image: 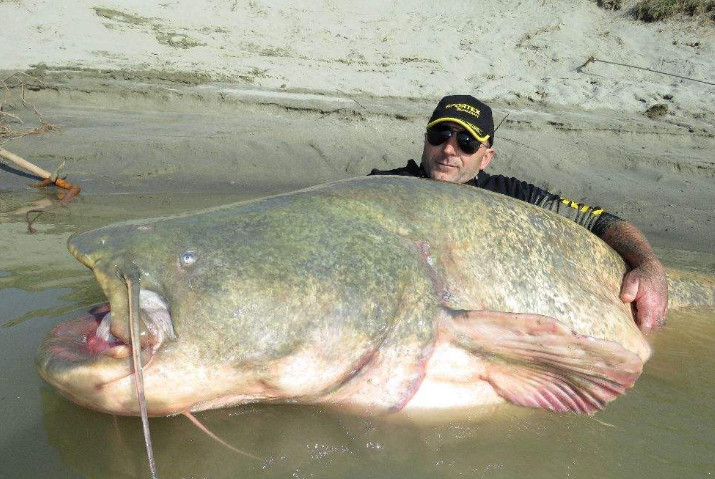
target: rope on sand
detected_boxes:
[577,56,715,86]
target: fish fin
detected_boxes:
[448,310,644,414]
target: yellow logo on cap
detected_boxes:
[446,103,481,118]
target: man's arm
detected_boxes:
[600,220,668,333]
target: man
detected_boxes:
[370,95,668,333]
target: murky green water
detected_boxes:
[1,189,714,479]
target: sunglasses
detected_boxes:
[426,125,484,155]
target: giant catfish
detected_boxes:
[38,176,655,418]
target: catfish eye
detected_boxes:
[179,251,197,267]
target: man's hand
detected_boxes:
[619,259,668,333]
[600,220,669,333]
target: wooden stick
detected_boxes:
[0,147,52,178]
[0,147,81,204]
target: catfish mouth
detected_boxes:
[38,228,181,417]
[48,289,175,364]
[63,234,176,365]
[57,303,133,361]
[38,287,176,399]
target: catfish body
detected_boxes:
[38,176,650,416]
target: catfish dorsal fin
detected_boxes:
[447,310,645,414]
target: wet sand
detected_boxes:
[2,75,713,254]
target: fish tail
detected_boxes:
[666,268,715,309]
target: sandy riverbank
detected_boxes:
[0,0,713,253]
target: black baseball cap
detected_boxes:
[427,95,494,146]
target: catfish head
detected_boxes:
[37,201,405,417]
[37,212,313,416]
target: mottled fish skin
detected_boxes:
[39,176,652,416]
[666,269,715,309]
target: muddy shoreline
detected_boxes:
[1,73,713,255]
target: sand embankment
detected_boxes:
[0,0,713,253]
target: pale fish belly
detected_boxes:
[404,341,503,411]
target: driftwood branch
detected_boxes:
[1,72,58,143]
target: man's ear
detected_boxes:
[480,147,495,170]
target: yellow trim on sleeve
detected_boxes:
[560,196,604,216]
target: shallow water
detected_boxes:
[1,189,714,479]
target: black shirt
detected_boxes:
[369,159,621,237]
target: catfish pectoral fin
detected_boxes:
[447,310,645,414]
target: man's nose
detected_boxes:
[442,135,459,155]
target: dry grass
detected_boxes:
[596,0,624,10]
[594,0,715,20]
[630,0,715,21]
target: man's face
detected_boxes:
[420,122,494,184]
